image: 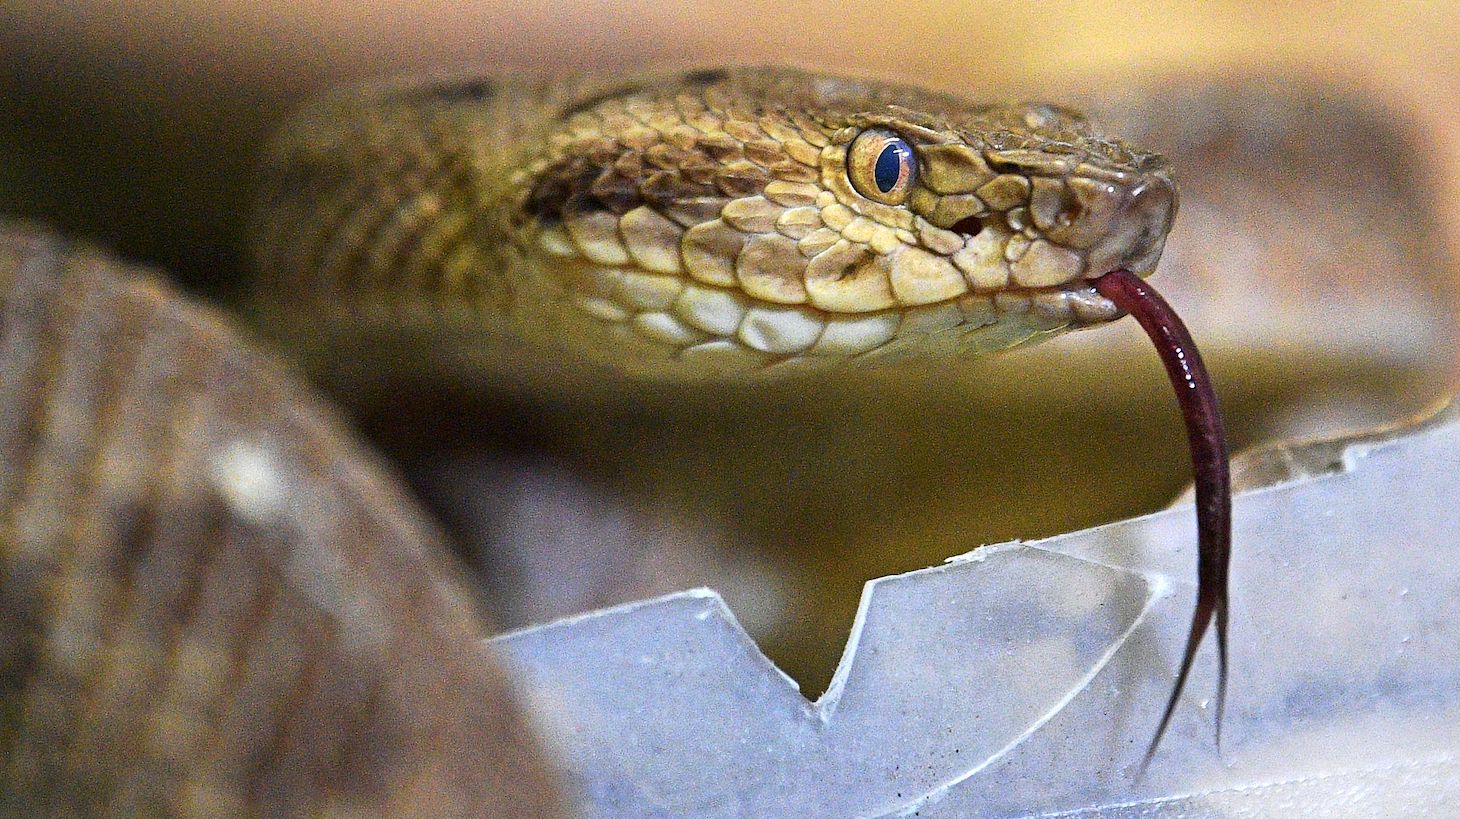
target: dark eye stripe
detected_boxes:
[874,143,905,193]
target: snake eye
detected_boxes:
[848,129,917,205]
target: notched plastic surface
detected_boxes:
[493,411,1460,817]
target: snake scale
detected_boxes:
[3,66,1217,814]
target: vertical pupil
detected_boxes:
[874,142,904,193]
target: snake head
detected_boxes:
[810,98,1177,337]
[516,68,1179,371]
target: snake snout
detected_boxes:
[1086,171,1178,278]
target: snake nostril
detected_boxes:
[950,215,984,239]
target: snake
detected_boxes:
[0,65,1229,812]
[246,66,1224,763]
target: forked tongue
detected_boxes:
[1092,268,1231,772]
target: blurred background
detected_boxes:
[4,1,1458,693]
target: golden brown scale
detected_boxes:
[250,67,1177,378]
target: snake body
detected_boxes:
[250,67,1177,378]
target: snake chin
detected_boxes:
[1011,281,1125,327]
